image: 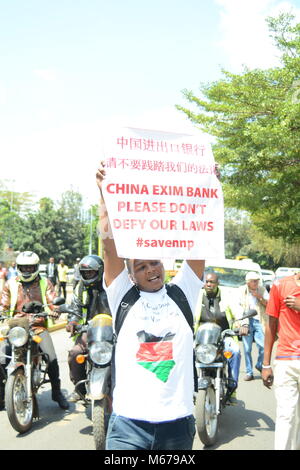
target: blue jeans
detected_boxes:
[224,337,241,390]
[106,413,195,450]
[242,318,264,376]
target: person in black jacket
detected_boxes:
[67,255,110,401]
[46,257,58,287]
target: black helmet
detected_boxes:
[79,255,104,286]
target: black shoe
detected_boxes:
[255,366,262,373]
[52,390,70,410]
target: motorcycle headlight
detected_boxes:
[196,344,217,364]
[89,341,112,366]
[8,327,28,347]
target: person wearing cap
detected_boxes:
[239,271,269,381]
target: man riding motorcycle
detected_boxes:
[194,271,249,404]
[67,255,111,401]
[0,251,69,410]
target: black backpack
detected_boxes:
[111,283,198,392]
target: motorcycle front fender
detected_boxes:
[6,362,25,378]
[87,367,110,400]
[198,376,213,390]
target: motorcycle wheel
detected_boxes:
[92,398,110,450]
[5,368,34,434]
[195,387,218,446]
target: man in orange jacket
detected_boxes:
[0,251,69,411]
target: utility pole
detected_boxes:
[88,207,93,255]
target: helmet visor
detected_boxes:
[17,264,39,282]
[80,269,98,280]
[18,265,37,276]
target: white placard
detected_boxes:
[101,127,224,260]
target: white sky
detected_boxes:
[1,0,300,206]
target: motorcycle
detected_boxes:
[194,309,257,447]
[0,314,9,409]
[0,298,64,434]
[58,303,113,450]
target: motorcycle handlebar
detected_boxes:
[241,309,257,320]
[0,313,10,320]
[57,304,76,315]
[75,324,88,333]
[221,329,237,338]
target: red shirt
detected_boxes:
[266,275,300,359]
[0,267,7,280]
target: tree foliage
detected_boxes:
[224,208,300,269]
[177,13,300,242]
[0,188,92,264]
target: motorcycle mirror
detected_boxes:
[242,309,258,320]
[56,303,80,317]
[52,297,65,306]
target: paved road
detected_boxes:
[0,329,276,450]
[193,362,276,450]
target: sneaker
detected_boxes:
[244,374,254,381]
[68,391,83,403]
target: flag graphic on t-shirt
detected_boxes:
[136,331,175,382]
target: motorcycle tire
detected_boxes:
[92,398,110,450]
[195,387,218,447]
[5,368,34,434]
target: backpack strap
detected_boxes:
[166,284,194,333]
[114,285,141,337]
[114,284,194,337]
[166,284,197,392]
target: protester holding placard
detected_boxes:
[96,160,204,451]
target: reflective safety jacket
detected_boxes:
[68,281,110,325]
[0,276,55,328]
[194,287,243,341]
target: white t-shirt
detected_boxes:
[247,289,269,311]
[104,261,203,422]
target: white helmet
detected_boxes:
[16,251,40,283]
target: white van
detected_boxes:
[275,267,300,280]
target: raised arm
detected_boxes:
[186,260,205,281]
[96,162,125,287]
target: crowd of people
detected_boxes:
[0,162,299,451]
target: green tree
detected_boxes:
[16,197,64,260]
[224,209,252,259]
[224,208,300,269]
[56,190,85,263]
[0,186,34,252]
[83,204,99,256]
[0,198,23,251]
[0,189,87,265]
[177,13,300,242]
